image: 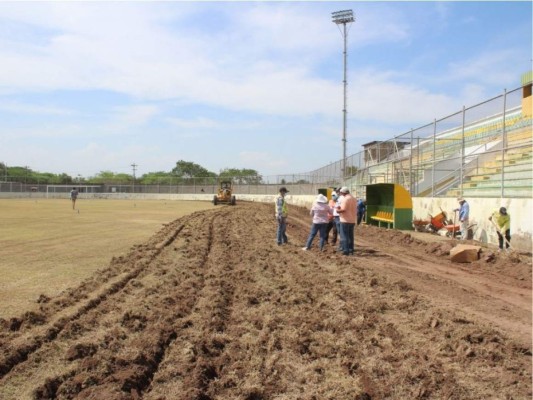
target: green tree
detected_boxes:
[88,171,132,185]
[172,160,216,184]
[219,168,263,184]
[139,171,174,185]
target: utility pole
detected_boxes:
[131,163,138,194]
[332,9,355,180]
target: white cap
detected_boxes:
[340,186,349,194]
[316,194,328,203]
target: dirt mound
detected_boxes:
[0,202,531,399]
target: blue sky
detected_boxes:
[0,1,531,179]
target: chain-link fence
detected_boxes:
[309,87,532,198]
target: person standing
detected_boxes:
[326,191,339,246]
[302,194,331,251]
[337,186,357,255]
[275,187,289,245]
[356,198,366,225]
[489,207,511,252]
[70,187,79,210]
[454,197,470,240]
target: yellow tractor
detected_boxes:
[213,180,236,206]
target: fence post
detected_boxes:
[460,106,465,197]
[409,129,413,194]
[501,89,507,198]
[432,119,436,197]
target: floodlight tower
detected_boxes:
[332,9,354,179]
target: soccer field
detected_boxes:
[0,198,213,318]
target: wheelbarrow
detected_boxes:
[443,221,478,238]
[443,223,461,237]
[427,210,448,232]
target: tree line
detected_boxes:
[0,160,263,185]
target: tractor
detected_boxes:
[213,180,236,206]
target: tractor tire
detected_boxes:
[230,196,236,206]
[213,195,218,206]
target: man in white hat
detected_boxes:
[454,197,470,240]
[337,186,357,255]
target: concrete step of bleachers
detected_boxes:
[491,163,531,174]
[482,157,531,170]
[494,150,532,162]
[460,186,532,198]
[462,178,532,189]
[467,169,532,182]
[506,127,532,145]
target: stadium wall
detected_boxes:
[0,192,530,253]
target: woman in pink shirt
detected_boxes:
[302,194,332,251]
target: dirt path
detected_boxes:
[0,202,531,399]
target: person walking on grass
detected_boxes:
[275,187,289,245]
[489,207,511,252]
[70,187,79,210]
[302,194,331,251]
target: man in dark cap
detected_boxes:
[275,187,290,245]
[489,207,511,252]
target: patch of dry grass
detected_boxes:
[0,198,213,318]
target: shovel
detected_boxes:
[451,210,457,239]
[489,218,514,252]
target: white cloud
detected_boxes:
[238,151,289,174]
[0,100,72,116]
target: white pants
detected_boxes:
[460,219,469,240]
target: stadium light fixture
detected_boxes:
[332,9,355,179]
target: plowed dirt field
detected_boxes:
[1,201,531,399]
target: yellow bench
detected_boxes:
[371,211,394,228]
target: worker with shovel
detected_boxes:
[454,197,470,240]
[489,207,511,252]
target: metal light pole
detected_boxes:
[332,9,354,179]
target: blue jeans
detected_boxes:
[305,223,327,250]
[277,217,288,244]
[340,222,355,255]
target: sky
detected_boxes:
[0,1,531,179]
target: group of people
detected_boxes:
[277,189,512,254]
[275,186,366,256]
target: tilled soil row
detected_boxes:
[0,202,531,399]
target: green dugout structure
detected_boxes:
[366,183,413,230]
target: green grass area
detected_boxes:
[0,198,214,318]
